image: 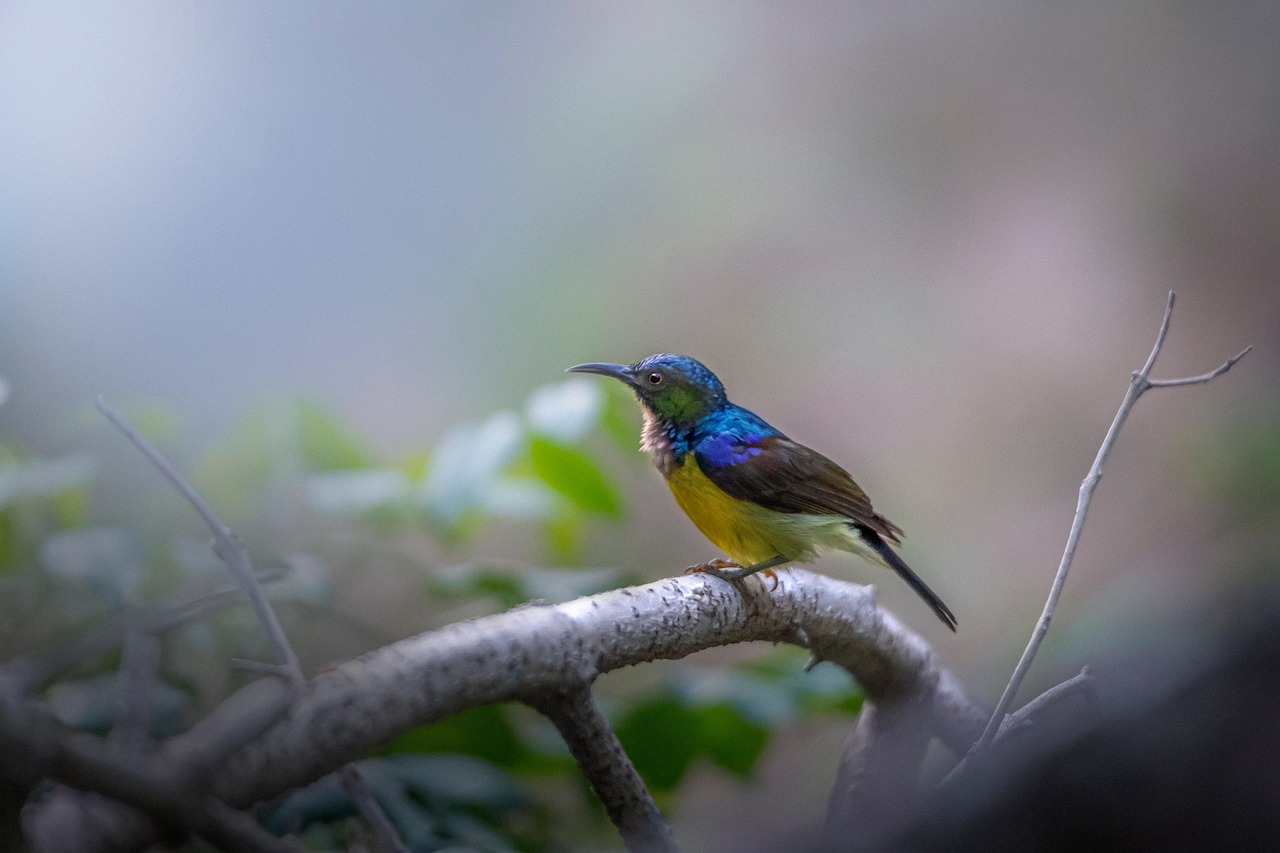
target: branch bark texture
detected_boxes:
[49,570,983,851]
[214,571,984,809]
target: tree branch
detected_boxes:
[96,398,305,691]
[45,569,983,851]
[823,691,935,851]
[1,678,294,853]
[94,400,401,848]
[997,665,1096,739]
[530,687,678,853]
[338,764,409,853]
[973,292,1251,752]
[8,568,284,694]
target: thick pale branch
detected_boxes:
[209,570,982,810]
[49,570,983,851]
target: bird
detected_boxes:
[567,353,956,631]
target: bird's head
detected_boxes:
[568,353,726,429]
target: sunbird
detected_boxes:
[568,354,956,631]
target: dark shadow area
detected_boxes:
[839,583,1280,852]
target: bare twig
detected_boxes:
[939,666,1095,789]
[338,764,409,853]
[9,568,284,694]
[531,687,677,853]
[95,398,304,690]
[997,665,1096,737]
[109,626,158,752]
[973,292,1251,752]
[95,400,404,850]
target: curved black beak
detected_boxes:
[566,362,639,386]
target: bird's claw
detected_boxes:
[683,558,742,577]
[685,559,781,591]
[685,558,775,602]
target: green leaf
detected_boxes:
[543,512,581,562]
[385,705,541,771]
[119,401,181,446]
[197,400,372,518]
[296,401,372,470]
[305,469,411,514]
[613,698,701,790]
[697,704,768,778]
[47,674,190,737]
[528,437,622,518]
[672,668,796,726]
[615,696,772,790]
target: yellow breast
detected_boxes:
[664,456,799,565]
[663,455,880,569]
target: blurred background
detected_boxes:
[1,2,1277,851]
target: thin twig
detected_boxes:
[9,568,283,693]
[973,292,1250,752]
[339,764,410,853]
[939,666,1096,789]
[96,399,404,851]
[997,665,1096,737]
[1147,346,1253,388]
[95,398,305,690]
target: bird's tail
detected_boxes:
[856,526,957,632]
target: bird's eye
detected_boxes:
[647,372,663,385]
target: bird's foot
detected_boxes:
[683,558,742,577]
[685,558,754,599]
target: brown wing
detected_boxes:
[694,434,903,545]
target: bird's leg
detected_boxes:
[683,557,742,575]
[689,555,790,593]
[710,554,790,582]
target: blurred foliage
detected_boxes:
[615,652,863,795]
[261,756,546,853]
[0,378,870,851]
[1190,403,1280,577]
